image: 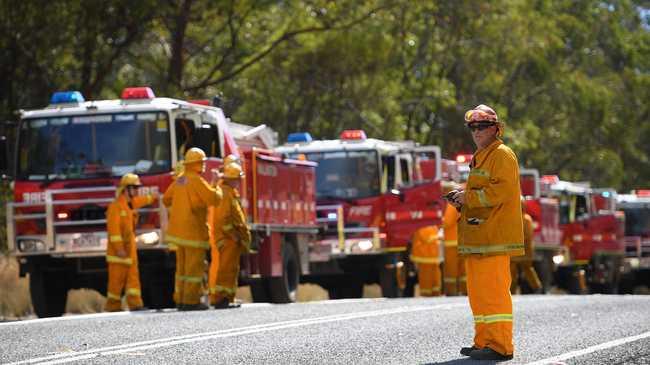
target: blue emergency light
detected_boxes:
[50,91,85,104]
[287,132,313,143]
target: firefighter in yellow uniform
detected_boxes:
[510,198,542,294]
[208,154,241,302]
[211,162,251,308]
[442,202,466,296]
[105,173,156,312]
[163,147,222,311]
[449,105,524,361]
[410,226,442,296]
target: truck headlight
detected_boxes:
[552,254,565,265]
[18,239,46,252]
[137,232,159,245]
[351,239,374,253]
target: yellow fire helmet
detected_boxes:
[464,104,504,138]
[223,162,244,179]
[223,154,241,166]
[183,147,207,165]
[116,173,142,196]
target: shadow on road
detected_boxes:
[423,359,503,365]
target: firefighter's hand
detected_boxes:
[210,169,222,186]
[116,248,128,258]
[451,190,465,207]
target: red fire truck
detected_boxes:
[537,174,625,293]
[276,131,444,298]
[616,190,650,293]
[6,88,318,317]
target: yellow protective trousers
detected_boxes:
[510,260,542,293]
[466,255,514,356]
[417,263,441,296]
[105,262,143,311]
[174,246,206,305]
[208,241,220,303]
[211,238,242,304]
[443,246,467,296]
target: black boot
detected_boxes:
[213,298,241,310]
[469,347,513,361]
[460,346,478,356]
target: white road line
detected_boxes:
[0,311,133,327]
[8,303,466,365]
[525,330,650,365]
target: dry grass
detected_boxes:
[0,255,33,319]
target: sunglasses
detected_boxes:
[466,123,495,132]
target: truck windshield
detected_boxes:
[622,206,650,237]
[299,150,380,200]
[17,112,171,180]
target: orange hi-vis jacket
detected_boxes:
[410,226,441,264]
[443,204,460,247]
[458,140,524,257]
[106,194,155,265]
[213,184,251,251]
[163,170,222,249]
[512,213,535,262]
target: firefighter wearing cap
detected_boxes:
[163,147,222,311]
[448,104,524,361]
[410,226,442,296]
[105,173,157,312]
[510,198,542,293]
[210,162,251,308]
[442,196,466,296]
[208,154,241,303]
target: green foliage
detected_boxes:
[1,0,648,190]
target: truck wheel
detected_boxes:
[30,269,68,318]
[379,263,404,298]
[269,243,299,303]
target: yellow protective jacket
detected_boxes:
[512,213,535,262]
[410,226,441,264]
[106,194,155,265]
[442,203,460,247]
[458,140,524,256]
[213,184,251,252]
[163,170,222,249]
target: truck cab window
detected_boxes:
[193,124,220,157]
[175,119,195,159]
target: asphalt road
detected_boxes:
[1,295,650,365]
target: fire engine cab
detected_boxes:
[276,130,444,298]
[7,88,318,317]
[539,175,625,293]
[616,190,650,293]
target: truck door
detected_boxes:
[382,146,443,247]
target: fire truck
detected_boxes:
[276,131,444,298]
[616,190,650,293]
[536,174,625,293]
[5,87,318,317]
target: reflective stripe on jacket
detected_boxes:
[458,140,524,257]
[410,226,441,264]
[163,171,222,249]
[106,194,154,265]
[212,184,251,252]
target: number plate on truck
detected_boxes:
[56,232,107,252]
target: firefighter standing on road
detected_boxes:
[210,161,251,309]
[208,154,241,302]
[163,148,222,311]
[105,173,156,312]
[442,194,466,296]
[410,226,442,296]
[510,198,542,294]
[448,104,524,361]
